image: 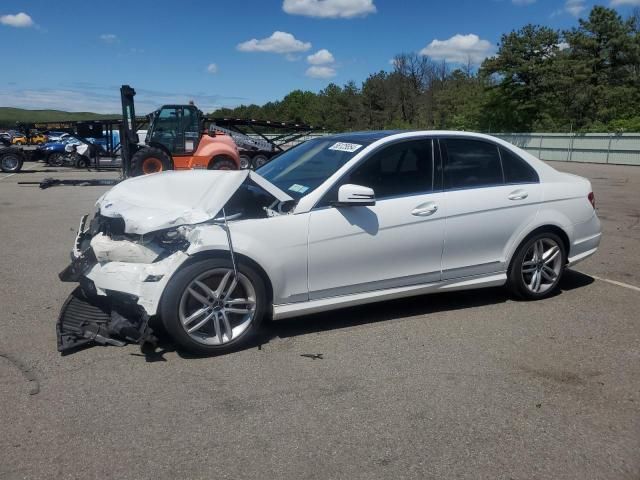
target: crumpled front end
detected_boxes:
[56,170,294,353]
[57,212,192,353]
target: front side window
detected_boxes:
[442,138,504,190]
[319,138,434,206]
[257,137,374,199]
[500,147,539,184]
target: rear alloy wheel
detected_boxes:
[160,259,266,355]
[209,156,237,170]
[508,232,566,299]
[48,152,65,167]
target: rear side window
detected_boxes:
[442,138,504,190]
[499,147,539,184]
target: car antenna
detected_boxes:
[221,207,238,280]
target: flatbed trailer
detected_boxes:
[11,113,318,173]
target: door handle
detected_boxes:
[508,189,528,201]
[412,202,438,216]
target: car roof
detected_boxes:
[322,130,512,144]
[324,130,405,142]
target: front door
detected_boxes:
[307,138,446,300]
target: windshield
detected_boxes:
[256,137,372,199]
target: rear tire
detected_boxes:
[208,156,237,170]
[507,231,566,300]
[75,155,89,169]
[252,154,268,169]
[160,258,267,355]
[130,147,172,176]
[239,154,251,169]
[0,150,23,173]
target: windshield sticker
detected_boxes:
[328,142,363,153]
[288,184,309,194]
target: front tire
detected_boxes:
[160,258,267,355]
[130,147,172,176]
[47,152,65,167]
[508,232,566,300]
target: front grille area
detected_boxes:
[90,213,126,237]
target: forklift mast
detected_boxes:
[119,85,138,178]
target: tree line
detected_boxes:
[212,6,640,133]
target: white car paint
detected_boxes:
[75,131,601,320]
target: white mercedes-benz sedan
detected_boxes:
[58,131,601,355]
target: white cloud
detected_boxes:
[610,0,640,5]
[0,12,34,27]
[419,34,494,64]
[557,42,570,50]
[206,63,218,74]
[99,33,118,43]
[305,65,337,78]
[307,49,335,65]
[564,0,586,16]
[283,0,376,18]
[237,31,311,54]
[512,0,536,4]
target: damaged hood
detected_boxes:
[96,170,293,235]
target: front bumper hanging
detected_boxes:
[57,286,157,354]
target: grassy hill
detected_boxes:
[0,107,119,127]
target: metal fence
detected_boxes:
[258,132,640,166]
[489,133,640,166]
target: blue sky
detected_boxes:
[1,0,638,114]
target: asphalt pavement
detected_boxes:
[0,161,638,479]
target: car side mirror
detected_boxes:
[333,184,376,207]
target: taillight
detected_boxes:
[588,192,596,209]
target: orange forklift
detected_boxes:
[120,85,240,176]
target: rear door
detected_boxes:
[440,137,542,280]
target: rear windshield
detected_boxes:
[257,137,373,199]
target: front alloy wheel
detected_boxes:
[161,259,266,355]
[179,269,256,345]
[508,232,566,299]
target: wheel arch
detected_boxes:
[207,154,237,169]
[181,249,275,305]
[507,224,571,273]
[196,137,240,168]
